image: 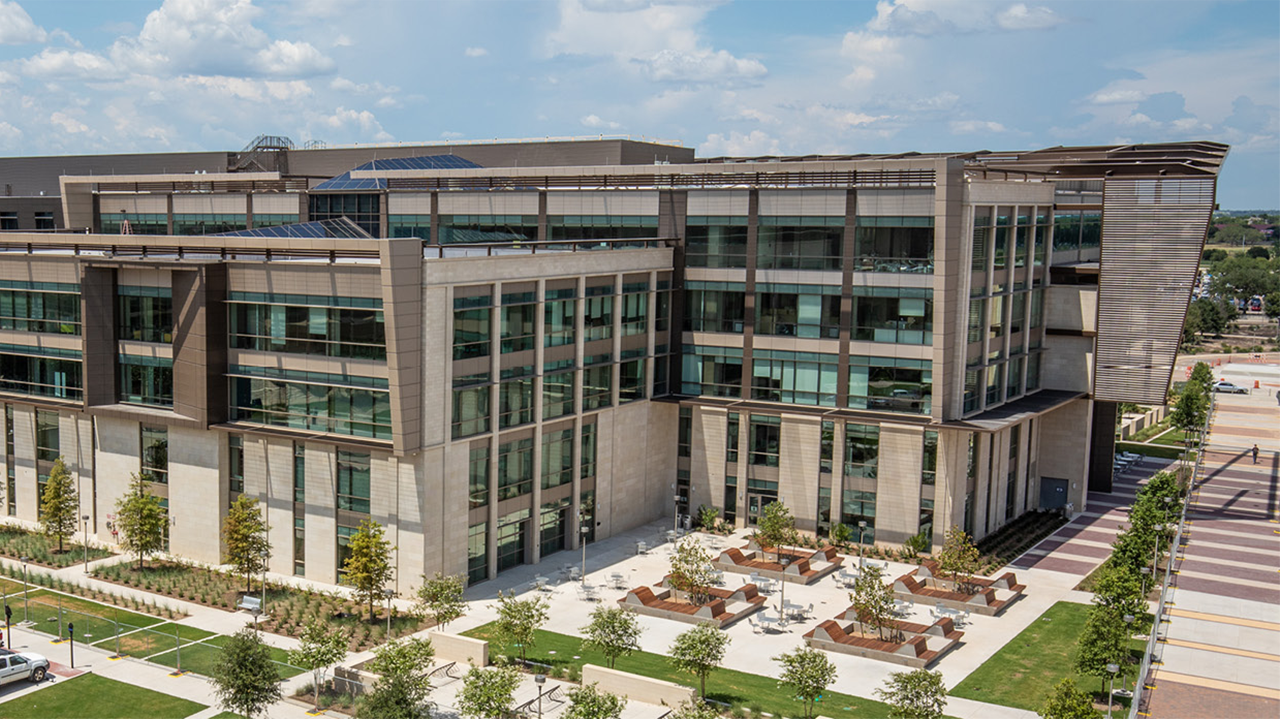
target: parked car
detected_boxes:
[1212,381,1248,394]
[0,649,50,685]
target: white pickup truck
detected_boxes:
[0,648,50,685]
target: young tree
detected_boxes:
[1264,290,1280,320]
[1188,362,1214,396]
[1168,385,1207,439]
[668,536,715,605]
[414,572,467,629]
[830,522,853,547]
[223,495,270,594]
[342,518,394,621]
[454,665,522,719]
[1074,606,1130,695]
[875,669,948,719]
[357,636,436,719]
[209,627,283,719]
[669,622,730,700]
[114,473,167,570]
[287,619,350,713]
[1040,677,1101,719]
[936,525,981,595]
[773,645,838,719]
[754,500,797,561]
[492,590,549,665]
[849,563,897,641]
[1088,563,1144,623]
[580,605,643,669]
[669,698,719,719]
[562,682,628,719]
[39,458,78,553]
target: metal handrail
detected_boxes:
[1127,392,1213,717]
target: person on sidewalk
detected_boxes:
[1252,444,1259,464]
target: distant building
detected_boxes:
[0,138,1226,590]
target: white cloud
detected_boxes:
[178,75,314,102]
[255,39,334,77]
[727,107,780,125]
[950,119,1008,133]
[50,111,90,134]
[640,48,766,83]
[867,0,951,36]
[995,3,1065,31]
[840,29,900,86]
[580,114,621,129]
[0,121,21,147]
[464,47,488,57]
[314,106,393,142]
[440,131,464,139]
[333,34,353,47]
[700,130,781,157]
[330,77,400,95]
[806,104,890,130]
[0,1,47,44]
[18,49,119,80]
[1088,88,1148,105]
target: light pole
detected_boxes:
[1106,662,1119,719]
[259,548,270,618]
[20,557,28,623]
[671,482,680,536]
[1120,613,1136,696]
[857,521,867,555]
[579,512,589,586]
[383,588,395,637]
[1150,523,1165,580]
[82,514,91,572]
[779,557,790,627]
[534,673,546,719]
[1139,566,1151,597]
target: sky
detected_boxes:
[0,0,1276,209]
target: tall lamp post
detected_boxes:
[1106,662,1119,719]
[1150,523,1165,580]
[779,557,791,627]
[259,548,270,618]
[534,673,546,719]
[579,512,589,586]
[19,556,29,623]
[82,514,91,572]
[857,521,867,555]
[382,588,395,637]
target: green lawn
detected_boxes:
[0,673,206,718]
[1150,429,1191,447]
[210,713,245,719]
[463,622,894,719]
[147,634,306,679]
[14,590,164,642]
[951,601,1144,712]
[1115,441,1189,461]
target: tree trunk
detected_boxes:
[700,674,706,700]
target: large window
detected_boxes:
[684,283,744,334]
[756,217,843,271]
[308,193,380,237]
[229,368,391,439]
[751,350,838,406]
[336,450,371,514]
[173,214,246,235]
[229,435,245,493]
[35,409,59,463]
[140,425,168,484]
[496,508,529,572]
[100,213,166,234]
[469,446,489,509]
[497,373,534,429]
[584,291,613,342]
[582,363,612,410]
[453,296,491,361]
[581,422,597,479]
[685,218,748,268]
[619,359,645,403]
[438,214,537,244]
[820,421,834,473]
[852,289,932,345]
[293,442,305,502]
[848,356,931,415]
[497,437,534,500]
[749,415,780,467]
[0,349,82,400]
[843,423,879,479]
[548,216,657,241]
[542,367,575,420]
[229,297,385,359]
[727,413,740,463]
[468,523,488,584]
[541,428,573,490]
[854,217,934,273]
[754,284,840,339]
[681,345,742,398]
[620,286,648,336]
[923,430,938,485]
[678,407,692,457]
[544,291,576,348]
[500,292,536,353]
[452,373,490,439]
[119,355,173,407]
[841,490,876,542]
[117,286,172,343]
[0,283,81,335]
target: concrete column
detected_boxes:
[167,426,222,565]
[302,442,336,582]
[875,423,924,545]
[778,414,821,533]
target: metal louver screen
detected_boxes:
[1094,177,1216,404]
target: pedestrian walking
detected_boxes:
[1252,444,1259,464]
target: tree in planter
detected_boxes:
[696,504,720,532]
[830,522,853,548]
[491,589,549,666]
[39,458,78,554]
[114,473,167,570]
[754,500,798,561]
[773,645,838,719]
[342,518,395,622]
[876,668,948,719]
[1040,677,1101,719]
[668,537,716,606]
[209,627,283,719]
[562,682,628,719]
[357,636,436,719]
[1074,606,1130,695]
[287,619,350,713]
[413,572,467,629]
[849,563,897,641]
[455,665,522,719]
[580,605,642,669]
[936,525,981,595]
[1089,561,1144,622]
[669,622,729,701]
[223,495,270,594]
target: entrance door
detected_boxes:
[746,494,763,526]
[1039,477,1068,510]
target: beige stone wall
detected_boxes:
[778,414,821,532]
[1036,399,1091,515]
[93,415,141,542]
[876,423,924,544]
[11,405,38,522]
[689,406,726,521]
[1042,335,1094,392]
[934,428,970,546]
[581,664,696,708]
[167,425,223,565]
[301,441,337,581]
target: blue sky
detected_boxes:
[0,0,1276,208]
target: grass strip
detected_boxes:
[0,673,206,718]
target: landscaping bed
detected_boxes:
[974,510,1068,574]
[93,559,432,650]
[0,524,114,569]
[463,622,896,719]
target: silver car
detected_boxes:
[1212,381,1248,394]
[0,649,50,684]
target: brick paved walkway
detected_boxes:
[1144,362,1280,718]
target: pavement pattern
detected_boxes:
[1144,361,1280,719]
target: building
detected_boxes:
[0,137,1226,591]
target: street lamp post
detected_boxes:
[1139,566,1151,596]
[383,588,395,637]
[1150,523,1165,580]
[1120,613,1136,695]
[534,673,546,719]
[20,557,29,623]
[779,557,790,627]
[857,521,867,554]
[1106,662,1119,719]
[259,548,270,619]
[82,515,91,572]
[579,513,589,586]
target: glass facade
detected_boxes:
[843,423,879,479]
[469,446,489,508]
[847,357,931,415]
[755,284,841,339]
[684,283,745,334]
[854,217,934,273]
[336,450,371,513]
[229,368,391,439]
[173,214,246,235]
[497,437,533,500]
[228,435,244,493]
[548,216,656,241]
[119,355,173,407]
[140,425,168,484]
[35,409,59,463]
[749,414,780,467]
[229,298,385,359]
[308,193,380,237]
[852,289,932,344]
[681,345,742,398]
[117,286,173,343]
[439,214,537,244]
[751,350,838,406]
[0,348,82,400]
[541,428,573,490]
[756,217,844,270]
[0,283,80,334]
[685,217,748,268]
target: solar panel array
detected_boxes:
[352,155,482,172]
[212,217,372,239]
[310,172,387,191]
